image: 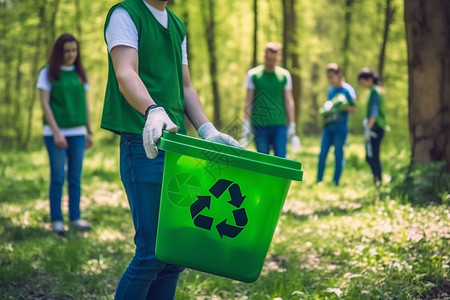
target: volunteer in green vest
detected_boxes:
[317,63,357,186]
[358,68,387,187]
[102,0,240,299]
[37,34,93,235]
[241,42,297,158]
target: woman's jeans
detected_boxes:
[44,135,85,222]
[253,125,287,158]
[366,127,385,183]
[115,133,184,300]
[317,123,348,186]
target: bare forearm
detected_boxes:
[367,116,376,129]
[116,70,155,115]
[184,85,209,129]
[85,92,92,133]
[111,46,155,115]
[285,90,295,123]
[39,90,60,134]
[345,106,356,113]
[244,89,254,120]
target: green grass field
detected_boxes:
[0,135,449,299]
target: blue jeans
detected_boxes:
[366,127,384,183]
[44,135,86,222]
[115,133,184,300]
[317,123,348,186]
[253,125,287,158]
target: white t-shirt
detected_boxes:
[246,66,293,91]
[36,65,89,137]
[105,1,188,65]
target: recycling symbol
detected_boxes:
[189,179,248,239]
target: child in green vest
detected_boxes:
[358,68,387,187]
[37,34,93,235]
[102,0,240,299]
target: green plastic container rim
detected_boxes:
[157,131,303,181]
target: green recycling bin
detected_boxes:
[156,131,303,283]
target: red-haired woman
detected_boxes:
[36,33,93,235]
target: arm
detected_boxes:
[183,65,240,147]
[345,106,356,113]
[39,89,68,148]
[183,65,209,129]
[344,84,357,113]
[367,91,379,129]
[84,91,93,148]
[111,45,177,159]
[284,89,295,123]
[244,88,254,121]
[110,45,156,114]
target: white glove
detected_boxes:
[198,122,242,148]
[287,122,296,140]
[143,106,178,159]
[240,119,252,148]
[291,135,301,153]
[364,126,377,141]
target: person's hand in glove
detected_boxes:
[287,122,296,140]
[363,118,377,141]
[198,122,242,148]
[240,119,252,148]
[143,105,178,159]
[364,127,378,141]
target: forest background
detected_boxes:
[0,0,409,149]
[1,0,450,299]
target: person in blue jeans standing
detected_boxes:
[37,34,93,235]
[317,63,357,186]
[102,0,240,299]
[241,42,297,158]
[358,68,387,187]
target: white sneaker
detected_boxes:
[52,221,65,234]
[70,219,92,231]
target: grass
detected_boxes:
[0,135,449,299]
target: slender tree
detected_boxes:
[282,0,301,122]
[378,0,395,81]
[252,0,258,68]
[405,0,450,170]
[22,0,49,148]
[201,0,221,128]
[341,0,354,73]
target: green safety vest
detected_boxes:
[47,68,87,128]
[250,65,288,126]
[366,85,387,130]
[102,0,186,135]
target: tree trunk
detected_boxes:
[252,0,258,68]
[202,0,221,128]
[405,0,450,171]
[13,49,23,148]
[341,0,354,74]
[282,0,301,123]
[378,0,395,81]
[22,0,48,149]
[46,0,60,52]
[73,0,82,38]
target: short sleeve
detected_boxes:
[36,68,51,91]
[284,70,292,91]
[246,70,255,89]
[369,91,379,118]
[182,36,188,65]
[105,7,139,52]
